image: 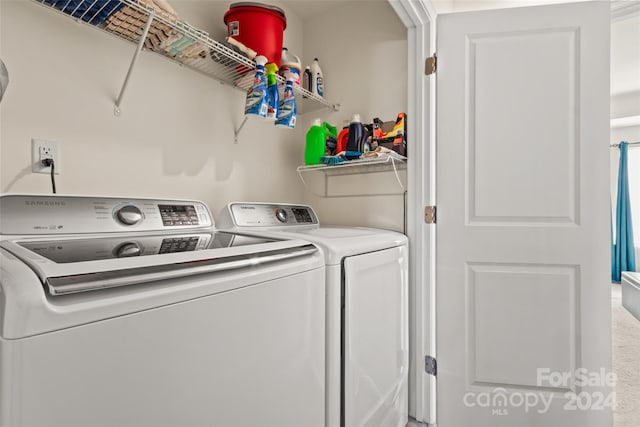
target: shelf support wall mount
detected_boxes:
[234,117,248,143]
[114,11,155,116]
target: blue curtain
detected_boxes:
[612,141,636,282]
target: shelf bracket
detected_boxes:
[114,11,155,116]
[296,155,407,198]
[390,156,406,191]
[234,117,248,143]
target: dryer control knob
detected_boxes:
[275,208,288,223]
[116,205,143,226]
[114,242,141,257]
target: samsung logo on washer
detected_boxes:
[24,200,66,207]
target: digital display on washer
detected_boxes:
[158,204,199,226]
[291,208,313,223]
[17,232,280,263]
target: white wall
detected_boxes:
[299,0,408,232]
[0,0,307,218]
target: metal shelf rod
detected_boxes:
[114,11,154,116]
[610,141,640,148]
[234,117,249,143]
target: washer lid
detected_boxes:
[218,202,407,265]
[1,231,317,296]
[276,226,408,265]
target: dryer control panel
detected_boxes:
[224,203,319,228]
[0,195,213,235]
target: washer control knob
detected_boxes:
[275,208,288,223]
[114,242,141,258]
[116,205,143,226]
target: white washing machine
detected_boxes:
[0,194,325,427]
[217,202,409,427]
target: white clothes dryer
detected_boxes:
[0,194,325,427]
[218,202,409,427]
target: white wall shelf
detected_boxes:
[297,154,407,198]
[31,0,339,117]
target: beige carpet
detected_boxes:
[612,283,640,427]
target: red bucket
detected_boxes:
[224,2,287,66]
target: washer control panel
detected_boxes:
[227,203,318,228]
[0,195,213,235]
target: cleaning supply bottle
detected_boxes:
[244,56,268,118]
[310,58,324,97]
[336,124,349,154]
[346,113,364,153]
[323,121,338,155]
[275,72,297,129]
[279,47,301,85]
[302,66,311,92]
[371,117,382,150]
[265,63,279,120]
[305,119,326,165]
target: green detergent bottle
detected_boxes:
[305,119,326,165]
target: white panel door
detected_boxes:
[436,2,611,427]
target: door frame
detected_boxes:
[387,0,436,423]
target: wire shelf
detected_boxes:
[31,0,338,115]
[297,154,407,198]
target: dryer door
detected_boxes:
[343,245,408,427]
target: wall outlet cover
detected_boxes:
[31,139,61,174]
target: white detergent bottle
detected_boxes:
[310,58,324,97]
[279,47,301,85]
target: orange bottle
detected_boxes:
[336,127,349,154]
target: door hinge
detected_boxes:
[425,53,437,75]
[425,355,437,376]
[425,206,436,224]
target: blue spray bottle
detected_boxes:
[265,63,279,121]
[275,72,297,129]
[244,55,268,118]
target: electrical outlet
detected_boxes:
[32,139,62,174]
